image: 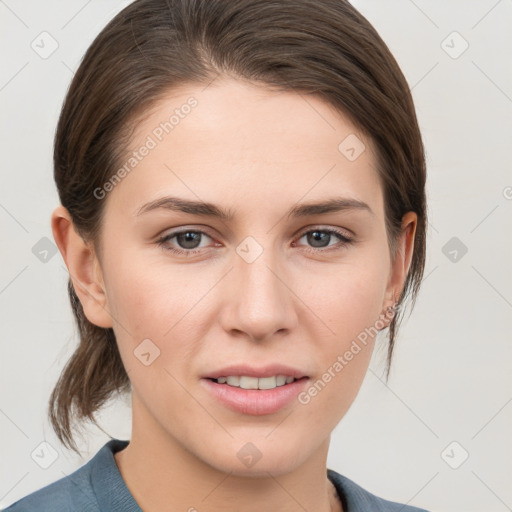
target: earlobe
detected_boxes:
[51,205,113,329]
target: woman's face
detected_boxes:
[88,78,415,476]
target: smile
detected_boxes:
[212,375,296,390]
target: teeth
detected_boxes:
[258,376,277,390]
[226,376,240,387]
[239,376,259,389]
[276,375,286,386]
[215,374,296,390]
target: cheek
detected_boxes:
[296,256,388,344]
[103,258,198,408]
[102,252,219,399]
[293,260,387,418]
[103,250,201,338]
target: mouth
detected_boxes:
[201,366,310,415]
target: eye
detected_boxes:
[156,229,215,256]
[156,226,354,257]
[294,227,353,252]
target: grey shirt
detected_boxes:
[3,439,430,511]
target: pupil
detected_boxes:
[308,231,329,248]
[178,232,200,249]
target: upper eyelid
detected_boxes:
[298,226,353,237]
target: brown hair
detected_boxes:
[49,0,427,454]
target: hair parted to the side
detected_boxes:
[49,0,427,454]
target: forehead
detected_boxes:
[107,78,383,221]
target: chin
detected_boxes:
[196,434,313,478]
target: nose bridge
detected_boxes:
[226,236,296,340]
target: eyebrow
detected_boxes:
[135,196,374,219]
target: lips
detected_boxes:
[201,364,310,415]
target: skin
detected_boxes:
[52,77,416,512]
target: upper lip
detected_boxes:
[204,364,308,380]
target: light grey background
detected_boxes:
[1,1,511,511]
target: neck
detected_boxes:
[114,397,343,512]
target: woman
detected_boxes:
[4,0,430,510]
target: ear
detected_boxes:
[380,211,417,328]
[51,205,113,329]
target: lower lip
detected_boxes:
[201,378,309,415]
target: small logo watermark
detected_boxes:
[134,338,161,366]
[236,236,264,264]
[32,237,58,263]
[338,134,366,162]
[441,441,469,469]
[31,31,59,59]
[31,441,59,469]
[237,442,262,468]
[442,236,468,263]
[441,31,469,59]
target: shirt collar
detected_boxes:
[90,439,142,511]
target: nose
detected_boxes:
[219,243,298,343]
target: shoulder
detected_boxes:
[328,469,431,512]
[2,439,131,512]
[2,463,97,512]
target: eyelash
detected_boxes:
[156,227,354,257]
